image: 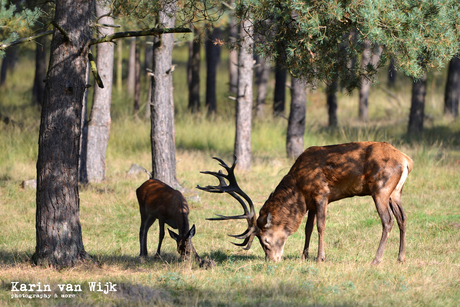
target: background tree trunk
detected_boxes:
[408,73,427,135]
[205,26,221,114]
[228,0,238,95]
[273,55,286,116]
[86,0,114,183]
[255,54,270,119]
[234,18,253,172]
[286,77,306,158]
[388,58,397,88]
[327,80,338,127]
[359,40,383,120]
[444,55,460,118]
[34,0,92,268]
[116,40,123,95]
[150,0,180,189]
[134,44,141,115]
[127,37,136,97]
[32,37,46,106]
[188,29,201,112]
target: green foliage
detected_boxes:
[246,0,460,90]
[0,0,42,57]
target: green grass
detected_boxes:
[0,44,460,306]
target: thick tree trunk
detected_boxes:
[127,37,136,97]
[234,18,253,172]
[273,55,286,116]
[86,1,114,183]
[228,0,238,95]
[327,80,338,127]
[287,77,306,158]
[205,27,221,114]
[359,40,383,120]
[444,56,460,118]
[408,73,427,136]
[34,0,93,268]
[188,30,201,112]
[32,37,46,106]
[150,1,180,189]
[255,54,270,119]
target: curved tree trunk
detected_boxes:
[408,73,427,136]
[234,18,253,172]
[287,77,306,158]
[34,0,93,268]
[150,0,180,189]
[86,0,114,183]
[444,56,460,118]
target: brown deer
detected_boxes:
[137,178,204,264]
[198,142,413,265]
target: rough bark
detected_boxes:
[32,36,46,106]
[150,1,180,189]
[444,56,460,118]
[188,30,201,112]
[408,73,427,136]
[234,18,253,172]
[34,0,93,268]
[86,1,114,183]
[205,26,221,114]
[255,54,270,119]
[287,77,306,159]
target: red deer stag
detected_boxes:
[137,179,211,267]
[198,142,413,264]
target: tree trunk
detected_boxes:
[388,58,397,88]
[127,37,136,97]
[134,44,141,115]
[327,80,338,127]
[150,1,180,189]
[116,40,123,95]
[234,18,253,172]
[86,1,114,183]
[359,40,383,120]
[286,77,306,159]
[79,61,91,183]
[408,73,427,136]
[32,37,46,106]
[34,0,93,268]
[255,54,270,119]
[273,55,286,116]
[188,30,201,112]
[205,26,221,114]
[444,55,460,118]
[228,0,238,95]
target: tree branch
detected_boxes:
[88,50,104,88]
[0,30,53,51]
[51,21,70,41]
[87,27,191,47]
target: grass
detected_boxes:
[0,43,460,306]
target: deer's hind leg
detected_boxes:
[139,214,156,257]
[389,191,407,263]
[302,210,316,260]
[372,193,394,265]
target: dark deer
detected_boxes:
[137,178,202,263]
[198,142,413,264]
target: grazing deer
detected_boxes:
[198,142,413,264]
[137,178,202,263]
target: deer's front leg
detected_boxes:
[302,210,316,260]
[316,200,328,263]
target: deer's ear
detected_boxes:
[168,229,179,241]
[262,212,273,229]
[186,224,196,239]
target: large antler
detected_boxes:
[197,156,260,250]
